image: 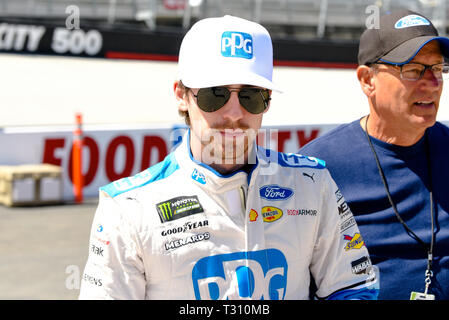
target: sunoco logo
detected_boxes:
[344,233,365,251]
[262,206,283,222]
[156,195,204,223]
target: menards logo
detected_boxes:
[156,195,204,223]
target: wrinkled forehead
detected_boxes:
[414,40,444,61]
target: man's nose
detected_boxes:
[221,91,245,122]
[421,68,442,87]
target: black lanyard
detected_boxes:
[364,115,435,293]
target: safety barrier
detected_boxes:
[0,164,63,206]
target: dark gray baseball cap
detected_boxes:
[358,10,449,65]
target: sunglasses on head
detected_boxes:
[191,86,271,114]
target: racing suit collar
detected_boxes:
[175,129,259,190]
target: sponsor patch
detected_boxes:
[192,249,288,300]
[191,168,206,185]
[259,185,294,201]
[278,153,325,169]
[340,216,356,233]
[262,206,283,222]
[395,15,430,29]
[335,189,343,203]
[161,220,209,237]
[90,244,104,257]
[156,195,204,223]
[83,273,103,287]
[338,201,350,216]
[164,232,210,251]
[287,208,317,216]
[221,31,253,59]
[351,256,372,275]
[344,233,365,251]
[302,172,315,182]
[249,209,259,222]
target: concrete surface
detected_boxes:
[0,198,98,300]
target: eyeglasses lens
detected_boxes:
[195,87,269,114]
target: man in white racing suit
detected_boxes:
[79,15,378,300]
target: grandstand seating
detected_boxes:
[0,0,446,39]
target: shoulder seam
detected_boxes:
[257,147,326,169]
[100,153,179,198]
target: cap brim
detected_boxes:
[181,70,282,92]
[381,35,449,65]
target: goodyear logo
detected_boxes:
[221,31,253,59]
[262,206,283,222]
[156,195,204,223]
[344,233,365,251]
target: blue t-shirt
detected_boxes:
[299,119,449,300]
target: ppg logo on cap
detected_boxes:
[221,31,253,59]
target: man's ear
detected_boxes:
[357,65,375,98]
[174,81,189,112]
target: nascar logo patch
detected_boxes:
[156,195,204,223]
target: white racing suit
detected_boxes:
[79,131,378,300]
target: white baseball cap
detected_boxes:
[178,15,281,91]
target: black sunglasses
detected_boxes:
[191,87,271,114]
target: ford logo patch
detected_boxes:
[259,185,294,201]
[394,15,430,29]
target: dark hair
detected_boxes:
[177,80,191,126]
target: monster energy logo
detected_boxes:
[158,202,173,221]
[156,195,204,223]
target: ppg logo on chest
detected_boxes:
[192,249,288,300]
[221,31,253,59]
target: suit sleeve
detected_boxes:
[310,169,379,300]
[78,191,146,300]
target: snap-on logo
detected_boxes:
[221,31,253,59]
[395,15,430,29]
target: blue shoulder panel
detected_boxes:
[258,147,326,169]
[327,287,379,300]
[100,152,179,198]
